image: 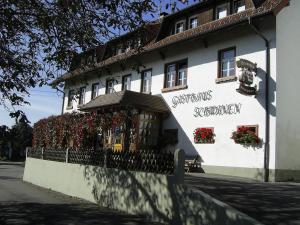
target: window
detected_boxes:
[78,86,86,105]
[106,79,114,94]
[122,74,131,91]
[164,60,188,88]
[67,90,74,108]
[216,3,229,19]
[91,83,99,99]
[234,0,246,13]
[141,69,152,93]
[189,17,198,29]
[125,41,132,52]
[175,20,185,34]
[218,47,236,78]
[166,64,176,88]
[116,44,123,55]
[178,62,187,86]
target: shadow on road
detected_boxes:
[185,174,300,225]
[0,202,163,225]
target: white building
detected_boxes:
[53,0,300,182]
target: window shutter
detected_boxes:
[245,0,254,9]
[198,8,213,25]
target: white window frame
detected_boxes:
[219,48,236,78]
[78,86,86,105]
[116,44,123,55]
[91,83,99,99]
[178,63,187,86]
[67,90,74,108]
[216,3,228,20]
[141,69,152,93]
[234,0,246,13]
[106,79,115,94]
[122,75,131,91]
[166,64,176,88]
[165,60,188,88]
[189,16,198,29]
[175,20,185,34]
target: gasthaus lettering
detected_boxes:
[171,90,242,118]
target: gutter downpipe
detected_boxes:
[248,17,270,182]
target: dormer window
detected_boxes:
[175,20,185,34]
[125,41,132,52]
[189,17,198,29]
[216,3,229,19]
[116,44,123,55]
[234,0,246,13]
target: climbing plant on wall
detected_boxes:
[33,112,115,150]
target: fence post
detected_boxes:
[174,148,185,184]
[25,147,31,159]
[66,148,69,163]
[41,147,44,160]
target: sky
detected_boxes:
[0,86,62,127]
[0,0,195,127]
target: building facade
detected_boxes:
[53,0,300,181]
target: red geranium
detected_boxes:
[231,126,260,145]
[194,128,215,144]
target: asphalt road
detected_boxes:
[185,173,300,225]
[0,161,163,225]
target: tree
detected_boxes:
[0,0,194,119]
[0,125,10,157]
[9,122,33,159]
[0,0,156,118]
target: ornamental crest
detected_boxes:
[236,59,257,96]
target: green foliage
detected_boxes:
[0,123,32,159]
[231,126,260,145]
[0,125,10,149]
[10,122,33,154]
[0,0,156,117]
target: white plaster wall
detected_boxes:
[23,158,264,225]
[276,0,300,171]
[63,18,277,171]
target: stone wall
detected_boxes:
[23,158,263,225]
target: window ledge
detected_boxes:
[141,91,152,95]
[66,106,73,110]
[162,85,188,93]
[215,75,237,84]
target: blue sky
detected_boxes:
[0,0,193,127]
[0,86,63,127]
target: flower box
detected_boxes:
[231,126,260,145]
[193,127,215,144]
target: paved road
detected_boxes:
[185,173,300,225]
[0,161,162,225]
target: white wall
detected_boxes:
[23,158,265,225]
[63,17,277,174]
[276,0,300,172]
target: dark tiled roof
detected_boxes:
[52,0,284,85]
[79,90,169,113]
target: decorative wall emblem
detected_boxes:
[236,59,257,96]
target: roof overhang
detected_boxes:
[51,0,283,86]
[79,90,170,114]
